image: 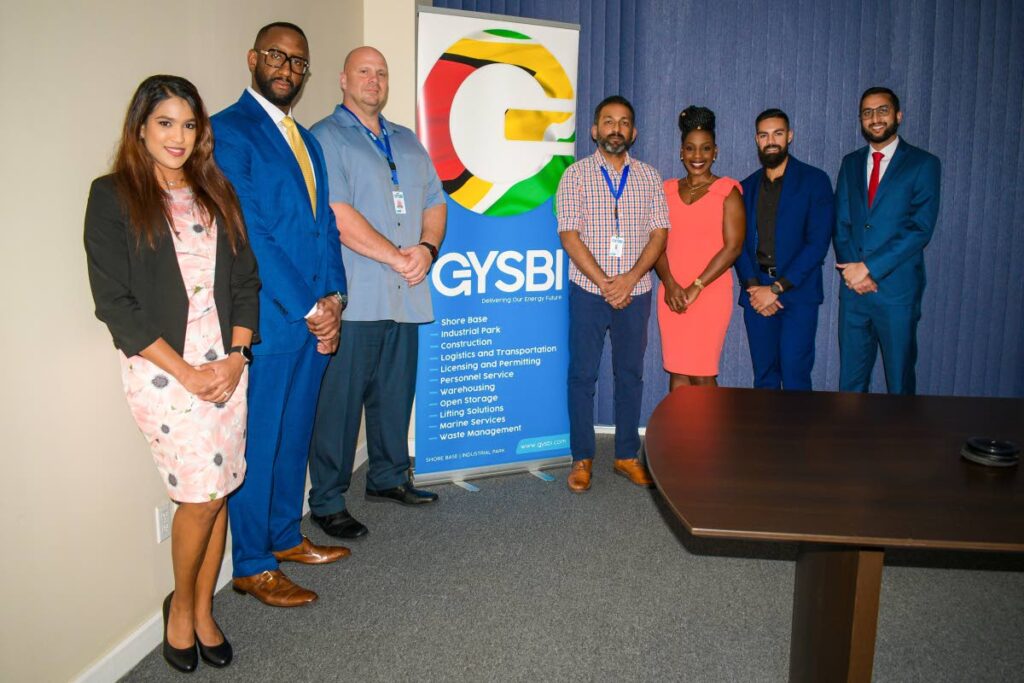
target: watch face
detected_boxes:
[771,283,783,295]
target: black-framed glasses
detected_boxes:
[258,48,310,75]
[860,105,892,120]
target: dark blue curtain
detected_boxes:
[433,0,1024,424]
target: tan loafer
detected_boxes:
[567,459,593,493]
[273,536,350,565]
[232,570,317,607]
[613,458,653,487]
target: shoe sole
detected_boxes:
[365,494,438,506]
[231,585,317,607]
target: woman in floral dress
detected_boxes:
[85,75,258,672]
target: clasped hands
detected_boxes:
[662,280,702,314]
[181,354,247,404]
[747,285,784,317]
[600,273,638,309]
[307,295,342,354]
[390,244,433,287]
[836,261,878,294]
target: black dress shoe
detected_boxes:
[366,482,439,506]
[196,628,233,668]
[310,509,368,539]
[162,593,198,673]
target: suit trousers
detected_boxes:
[308,320,417,515]
[838,295,919,395]
[742,301,818,391]
[228,336,328,577]
[567,283,651,462]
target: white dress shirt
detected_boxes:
[866,135,900,186]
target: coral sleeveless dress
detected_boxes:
[118,188,247,503]
[658,177,741,376]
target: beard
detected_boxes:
[255,70,300,107]
[861,119,899,145]
[758,143,789,169]
[597,133,632,155]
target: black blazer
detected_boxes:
[84,174,260,358]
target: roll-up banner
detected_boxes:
[413,7,580,485]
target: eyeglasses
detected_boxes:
[860,105,892,120]
[258,48,311,75]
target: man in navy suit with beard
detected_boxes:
[833,87,941,395]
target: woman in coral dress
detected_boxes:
[85,76,258,672]
[655,106,745,389]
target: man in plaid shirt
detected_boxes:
[556,95,670,493]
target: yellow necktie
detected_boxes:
[281,116,316,214]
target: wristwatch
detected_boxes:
[770,281,785,295]
[419,241,439,263]
[229,345,253,364]
[328,291,349,310]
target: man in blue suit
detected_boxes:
[212,21,350,608]
[736,109,834,390]
[834,87,941,395]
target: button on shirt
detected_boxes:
[311,106,445,323]
[865,136,900,186]
[556,151,670,296]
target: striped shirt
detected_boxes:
[556,150,670,295]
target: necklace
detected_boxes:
[162,176,187,189]
[685,177,713,196]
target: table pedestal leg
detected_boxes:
[788,545,884,683]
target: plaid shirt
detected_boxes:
[556,150,670,295]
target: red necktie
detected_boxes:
[868,151,884,208]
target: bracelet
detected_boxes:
[693,277,705,292]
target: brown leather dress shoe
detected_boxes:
[567,459,593,493]
[613,458,654,487]
[273,536,350,565]
[232,570,317,608]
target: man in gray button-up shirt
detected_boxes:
[308,46,447,540]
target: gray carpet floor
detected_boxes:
[123,435,1024,682]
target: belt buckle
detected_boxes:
[766,266,777,278]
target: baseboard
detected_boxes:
[73,443,370,683]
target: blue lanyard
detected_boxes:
[600,164,630,232]
[341,105,399,186]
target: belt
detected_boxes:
[759,264,778,277]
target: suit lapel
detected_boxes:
[871,141,909,210]
[776,156,800,231]
[854,146,869,209]
[239,92,317,220]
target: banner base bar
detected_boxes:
[529,469,556,482]
[452,480,481,492]
[412,454,571,487]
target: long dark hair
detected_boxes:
[113,75,246,252]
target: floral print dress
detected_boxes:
[119,188,247,502]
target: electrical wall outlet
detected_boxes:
[155,502,173,543]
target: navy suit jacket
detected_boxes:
[212,91,346,355]
[833,139,941,309]
[736,155,834,308]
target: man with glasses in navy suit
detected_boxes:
[833,87,942,395]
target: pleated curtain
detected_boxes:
[433,0,1024,424]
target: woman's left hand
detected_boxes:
[683,284,701,306]
[198,355,246,404]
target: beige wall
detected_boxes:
[0,0,421,679]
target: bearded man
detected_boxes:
[735,108,834,390]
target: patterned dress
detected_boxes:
[119,188,247,502]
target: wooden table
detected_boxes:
[644,387,1024,683]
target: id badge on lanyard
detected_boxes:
[600,164,630,259]
[393,190,407,214]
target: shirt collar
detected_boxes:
[871,135,900,161]
[593,148,632,172]
[247,86,292,125]
[333,103,392,133]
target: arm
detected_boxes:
[832,160,856,264]
[212,131,317,322]
[683,187,745,305]
[228,235,260,343]
[559,230,610,293]
[399,202,447,286]
[654,249,688,314]
[862,155,941,280]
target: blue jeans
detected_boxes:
[567,283,651,461]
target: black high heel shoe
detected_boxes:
[196,625,233,668]
[162,592,198,673]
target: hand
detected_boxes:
[306,296,342,339]
[851,274,878,295]
[196,356,246,403]
[663,281,688,313]
[179,365,219,402]
[747,285,784,315]
[601,273,636,309]
[396,244,433,286]
[316,334,339,355]
[836,262,871,288]
[682,284,701,307]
